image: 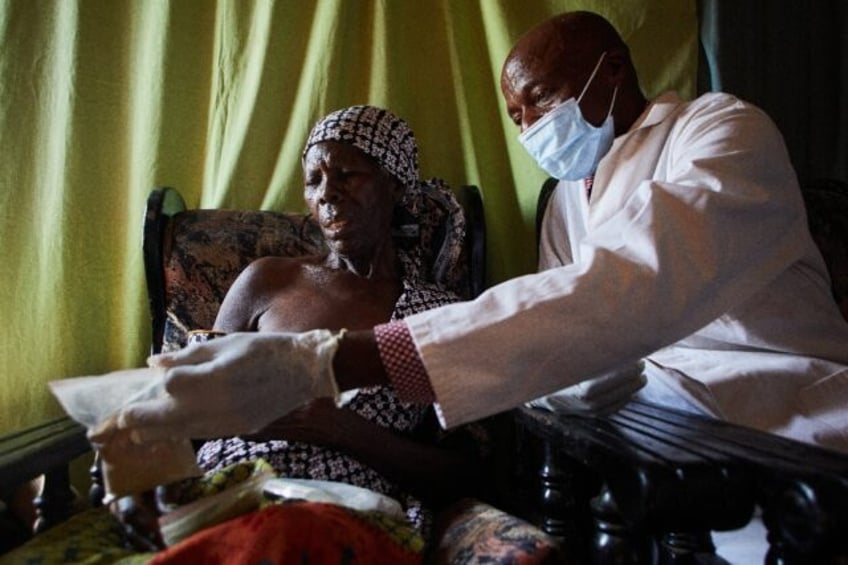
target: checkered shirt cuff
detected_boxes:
[374,321,436,403]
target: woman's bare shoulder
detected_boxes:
[240,254,324,284]
[215,254,326,331]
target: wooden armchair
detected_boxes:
[501,178,848,564]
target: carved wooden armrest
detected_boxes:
[0,417,90,535]
[509,400,848,564]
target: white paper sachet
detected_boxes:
[263,477,405,520]
[49,367,202,501]
[528,361,647,414]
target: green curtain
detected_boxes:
[0,0,696,433]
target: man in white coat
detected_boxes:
[119,12,848,459]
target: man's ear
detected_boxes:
[604,45,630,86]
[391,178,405,203]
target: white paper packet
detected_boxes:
[262,477,405,520]
[527,361,647,414]
[49,367,202,500]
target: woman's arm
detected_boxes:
[213,260,271,332]
[243,399,486,505]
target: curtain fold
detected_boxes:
[0,0,696,432]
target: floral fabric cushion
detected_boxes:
[428,498,563,564]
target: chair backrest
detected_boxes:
[143,185,486,354]
[803,178,848,320]
[537,177,848,321]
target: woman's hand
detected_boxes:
[239,398,350,446]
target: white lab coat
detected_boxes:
[405,92,848,453]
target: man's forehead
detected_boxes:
[508,13,607,70]
[503,36,585,89]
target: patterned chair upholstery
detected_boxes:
[537,176,848,322]
[145,191,327,352]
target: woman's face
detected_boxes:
[303,141,402,257]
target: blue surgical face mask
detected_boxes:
[518,52,617,181]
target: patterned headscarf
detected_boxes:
[302,106,470,298]
[303,105,419,192]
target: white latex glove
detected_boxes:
[116,330,343,443]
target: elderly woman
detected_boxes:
[104,107,483,562]
[193,105,479,535]
[198,106,480,527]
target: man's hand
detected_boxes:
[116,330,343,442]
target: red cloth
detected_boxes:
[150,502,422,565]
